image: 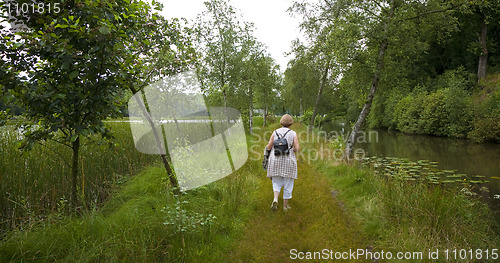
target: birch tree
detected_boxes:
[292,0,469,160]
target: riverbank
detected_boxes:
[303,127,500,262]
[317,163,500,260]
[364,71,500,143]
[321,119,500,212]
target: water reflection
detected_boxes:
[322,121,500,211]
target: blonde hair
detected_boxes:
[280,114,294,127]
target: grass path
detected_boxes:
[227,156,368,262]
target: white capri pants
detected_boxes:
[272,176,295,199]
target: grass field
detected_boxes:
[1,118,498,262]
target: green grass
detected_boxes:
[0,121,158,237]
[0,120,267,262]
[316,162,500,262]
[4,118,496,262]
[0,157,263,262]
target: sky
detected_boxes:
[159,0,305,71]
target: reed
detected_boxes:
[0,121,158,237]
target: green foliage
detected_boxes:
[469,118,500,143]
[345,100,362,125]
[420,89,447,135]
[430,67,476,92]
[162,199,217,234]
[193,0,280,131]
[394,90,426,134]
[469,74,500,142]
[299,108,313,124]
[393,88,474,138]
[0,109,9,126]
[282,55,322,116]
[1,0,194,206]
[289,0,500,144]
[375,68,475,138]
[0,136,263,262]
[0,122,158,237]
[365,65,500,143]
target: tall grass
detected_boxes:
[0,124,264,262]
[298,125,500,261]
[317,163,500,262]
[0,121,158,237]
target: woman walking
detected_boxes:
[264,114,300,211]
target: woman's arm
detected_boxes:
[293,134,300,152]
[266,134,274,150]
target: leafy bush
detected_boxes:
[420,89,447,135]
[469,118,500,143]
[390,68,475,138]
[429,66,475,92]
[300,109,313,124]
[468,74,500,142]
[442,87,473,138]
[394,91,426,133]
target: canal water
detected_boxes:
[322,120,500,211]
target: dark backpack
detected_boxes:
[273,129,292,156]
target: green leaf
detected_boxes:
[71,135,79,142]
[99,26,110,34]
[69,71,79,80]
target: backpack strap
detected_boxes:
[275,129,291,140]
[283,129,292,150]
[274,130,281,140]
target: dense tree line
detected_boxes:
[284,0,500,157]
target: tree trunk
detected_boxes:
[131,87,180,195]
[299,98,303,116]
[249,85,253,134]
[309,63,329,132]
[223,88,227,108]
[478,15,488,83]
[263,105,268,127]
[344,39,388,161]
[71,136,80,208]
[343,1,397,161]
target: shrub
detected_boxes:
[420,89,447,135]
[300,109,313,124]
[469,75,500,142]
[469,118,500,143]
[392,68,475,138]
[442,87,473,138]
[394,91,426,133]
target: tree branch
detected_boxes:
[398,4,460,23]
